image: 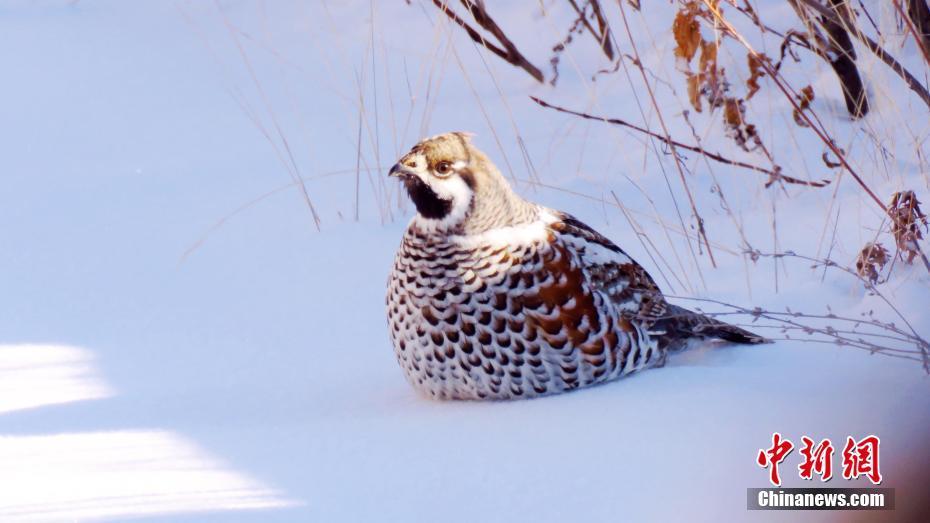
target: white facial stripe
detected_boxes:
[426,173,469,201]
[411,175,474,232]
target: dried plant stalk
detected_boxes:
[905,0,930,53]
[530,96,830,188]
[431,0,544,82]
[794,0,930,109]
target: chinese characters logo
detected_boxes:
[757,433,881,486]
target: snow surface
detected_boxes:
[1,1,928,521]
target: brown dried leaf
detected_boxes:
[699,40,718,72]
[799,86,815,108]
[673,8,701,63]
[792,85,815,127]
[687,41,726,112]
[746,53,766,99]
[723,98,743,128]
[687,74,703,112]
[700,41,727,109]
[821,151,842,168]
[855,242,889,285]
[889,191,929,264]
[722,97,762,152]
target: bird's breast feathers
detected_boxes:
[386,208,663,399]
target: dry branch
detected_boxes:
[549,6,589,85]
[895,0,930,67]
[673,294,930,371]
[905,0,930,53]
[702,2,887,209]
[794,0,930,110]
[742,249,930,372]
[820,0,868,115]
[788,0,868,117]
[566,0,615,60]
[431,0,544,82]
[530,96,830,188]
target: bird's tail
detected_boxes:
[655,304,771,349]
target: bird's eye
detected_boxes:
[435,161,452,176]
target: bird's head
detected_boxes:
[389,132,531,234]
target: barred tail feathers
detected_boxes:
[655,304,771,347]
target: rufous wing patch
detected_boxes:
[523,240,604,362]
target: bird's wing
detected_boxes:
[548,212,669,322]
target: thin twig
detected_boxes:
[530,96,830,187]
[431,0,545,82]
[893,0,930,68]
[701,1,889,214]
[617,1,717,268]
[794,0,930,110]
[665,293,930,370]
[745,249,930,371]
[565,0,614,59]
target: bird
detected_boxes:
[386,132,768,400]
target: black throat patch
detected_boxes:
[404,176,453,219]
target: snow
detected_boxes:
[0,344,113,415]
[0,427,295,522]
[1,1,928,521]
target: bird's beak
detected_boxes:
[389,163,412,179]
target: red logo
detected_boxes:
[756,432,794,486]
[798,436,834,481]
[842,435,882,484]
[757,434,881,486]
